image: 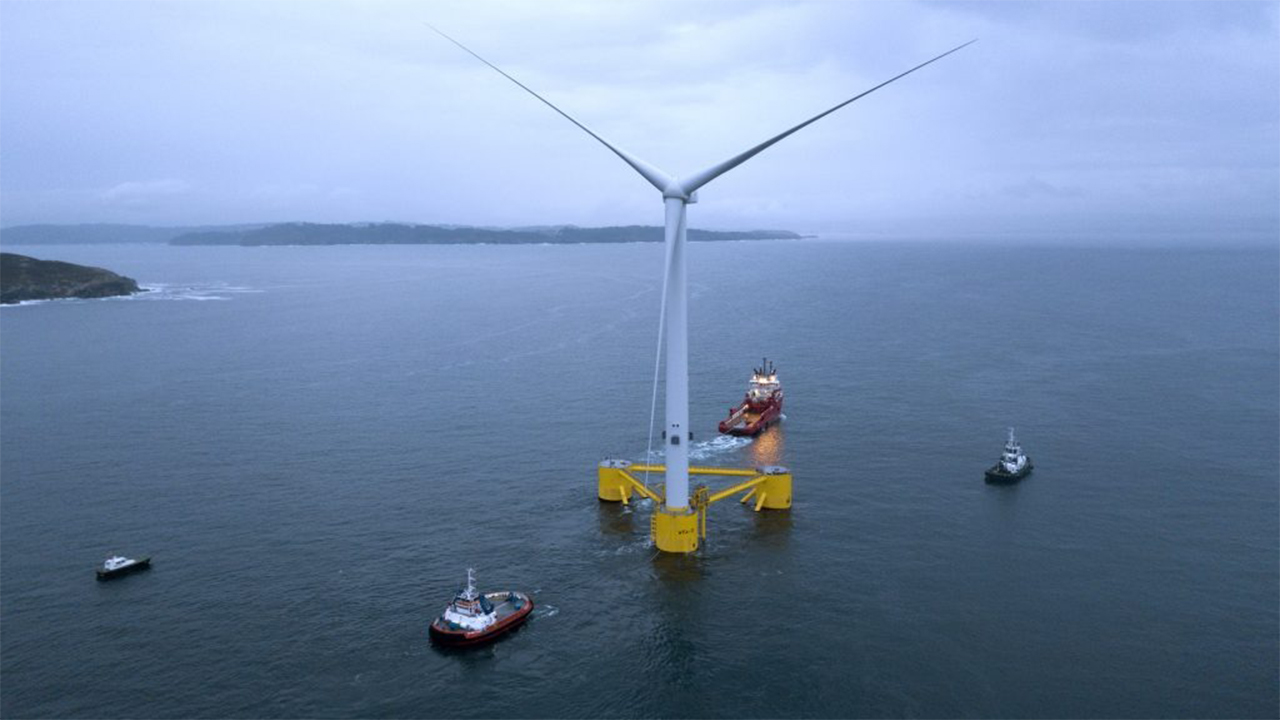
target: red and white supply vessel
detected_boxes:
[718,358,784,437]
[428,568,533,647]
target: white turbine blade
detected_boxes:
[680,39,977,196]
[428,24,676,193]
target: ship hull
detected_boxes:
[984,460,1033,484]
[429,592,534,647]
[95,557,151,580]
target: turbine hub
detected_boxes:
[662,182,695,202]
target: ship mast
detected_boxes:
[463,567,477,600]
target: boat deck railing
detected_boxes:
[486,594,526,620]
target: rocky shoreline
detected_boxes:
[0,253,144,304]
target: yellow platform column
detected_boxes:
[758,465,792,510]
[597,459,634,503]
[652,506,699,553]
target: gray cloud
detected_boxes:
[1,0,1276,241]
[100,178,191,205]
[1004,176,1083,200]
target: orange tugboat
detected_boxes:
[718,359,784,437]
[428,569,533,647]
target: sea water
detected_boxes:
[1,240,1276,718]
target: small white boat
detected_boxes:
[96,554,151,580]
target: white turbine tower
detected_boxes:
[431,26,974,551]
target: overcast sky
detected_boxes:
[1,0,1276,240]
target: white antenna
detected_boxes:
[431,25,975,512]
[463,567,477,600]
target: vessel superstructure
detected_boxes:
[984,428,1033,483]
[718,359,784,437]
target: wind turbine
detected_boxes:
[431,25,974,551]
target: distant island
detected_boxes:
[171,223,803,246]
[0,223,261,245]
[0,253,143,304]
[0,222,802,246]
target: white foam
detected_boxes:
[690,434,753,460]
[614,537,655,556]
[1,280,257,307]
[1,298,54,308]
[644,433,752,461]
[134,282,262,302]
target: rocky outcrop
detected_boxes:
[0,253,143,304]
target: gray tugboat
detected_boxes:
[984,428,1033,483]
[96,554,151,580]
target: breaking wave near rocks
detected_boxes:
[137,282,262,302]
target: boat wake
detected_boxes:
[643,434,752,462]
[692,434,753,459]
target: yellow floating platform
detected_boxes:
[597,459,791,553]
